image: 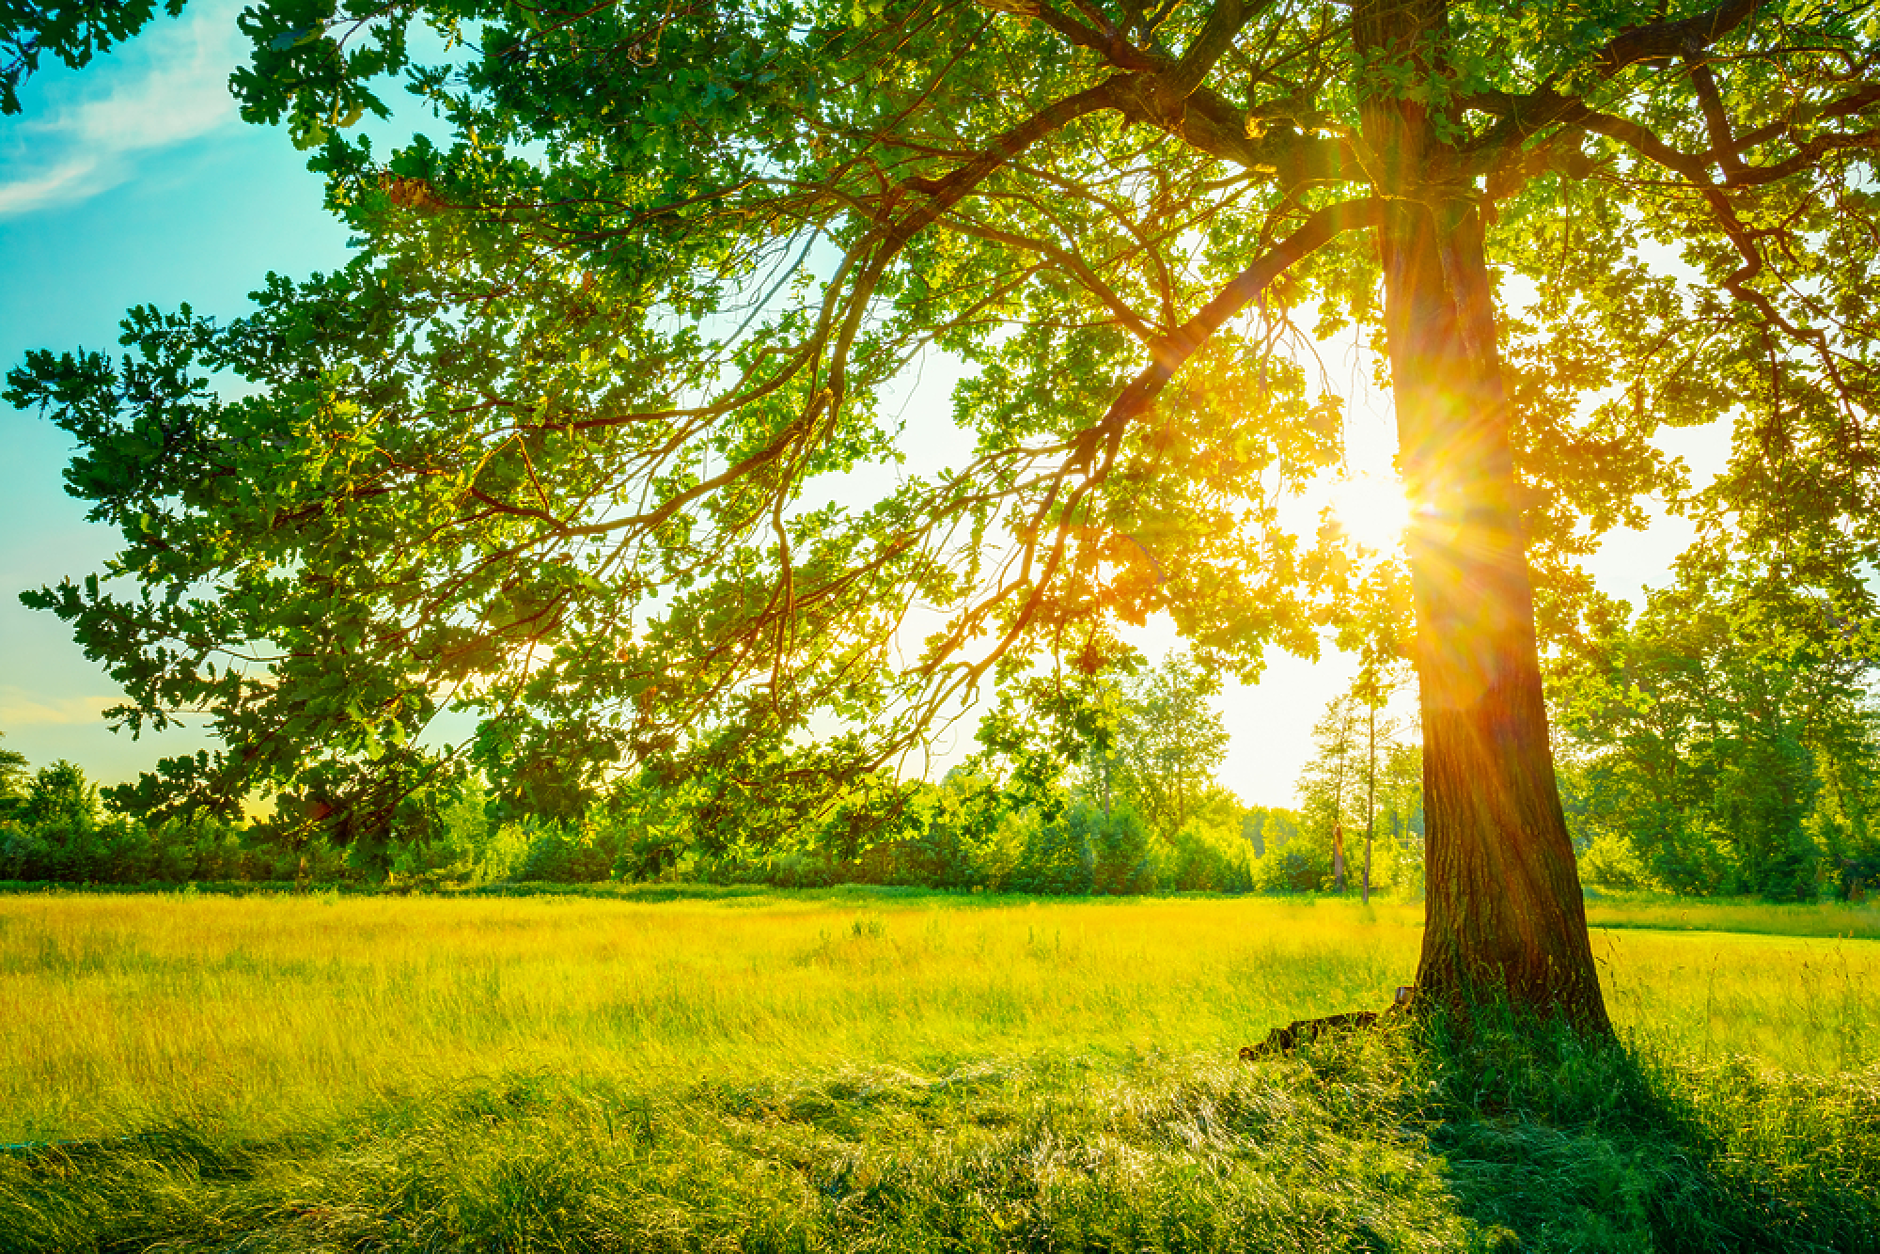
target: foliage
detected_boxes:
[20,759,97,830]
[0,735,525,886]
[1576,831,1654,891]
[1553,578,1880,899]
[1095,651,1233,842]
[1239,805,1302,859]
[0,731,26,816]
[9,0,1878,890]
[0,0,188,114]
[0,699,1285,892]
[0,759,137,883]
[1161,810,1256,893]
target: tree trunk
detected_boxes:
[1363,697,1375,906]
[1357,0,1612,1033]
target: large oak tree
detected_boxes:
[10,0,1880,1030]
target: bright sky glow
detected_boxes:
[1326,469,1413,555]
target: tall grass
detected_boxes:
[1584,893,1880,940]
[3,891,1879,1251]
[1,893,1414,1142]
[6,1027,1878,1251]
[3,891,1876,1144]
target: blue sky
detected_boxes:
[0,0,351,785]
[0,4,1723,805]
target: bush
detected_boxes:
[1579,832,1653,891]
[1006,805,1091,895]
[514,822,617,883]
[1161,816,1253,892]
[1086,804,1157,894]
[1252,846,1328,893]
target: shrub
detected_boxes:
[1086,804,1157,894]
[1161,816,1253,893]
[1579,832,1654,891]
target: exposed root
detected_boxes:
[1239,985,1414,1060]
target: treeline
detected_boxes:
[17,575,1875,904]
[0,654,1422,896]
[1551,580,1880,901]
[0,754,1313,896]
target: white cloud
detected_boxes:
[0,687,118,726]
[0,0,246,217]
[0,159,105,216]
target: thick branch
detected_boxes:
[1468,89,1880,190]
[1685,53,1747,181]
[1463,0,1768,162]
[1595,0,1764,76]
[1092,197,1383,452]
[1167,0,1258,96]
[1112,73,1354,182]
[1028,1,1161,72]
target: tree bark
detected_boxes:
[1356,0,1612,1033]
[1363,697,1375,906]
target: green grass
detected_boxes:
[1583,891,1880,940]
[3,891,1878,1251]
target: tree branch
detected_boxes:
[1595,0,1765,77]
[1027,1,1161,73]
[1684,52,1747,182]
[1462,0,1769,163]
[1089,197,1383,458]
[1167,0,1260,96]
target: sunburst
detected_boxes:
[1327,471,1412,554]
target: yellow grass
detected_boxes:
[3,891,1876,1143]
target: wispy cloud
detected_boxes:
[0,687,118,726]
[0,0,245,218]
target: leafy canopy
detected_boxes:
[6,0,1878,835]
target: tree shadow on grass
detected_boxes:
[1390,1005,1880,1253]
[7,1030,1877,1254]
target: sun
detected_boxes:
[1327,471,1412,554]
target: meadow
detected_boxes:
[5,889,1880,1251]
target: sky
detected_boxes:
[0,4,1729,807]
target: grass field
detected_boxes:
[5,889,1880,1251]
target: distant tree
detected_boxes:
[1351,661,1416,902]
[0,732,27,818]
[1106,652,1232,842]
[22,759,99,831]
[1552,579,1877,899]
[1239,805,1302,859]
[1297,694,1360,890]
[1374,739,1425,892]
[1296,670,1417,895]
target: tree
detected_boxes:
[1295,694,1356,889]
[1103,650,1231,841]
[22,759,99,831]
[1553,576,1879,899]
[11,0,1880,1029]
[0,732,27,819]
[1239,804,1302,859]
[1295,683,1413,895]
[1374,737,1424,893]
